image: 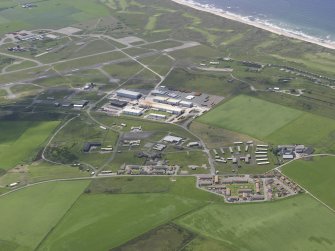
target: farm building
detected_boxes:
[295,145,305,153]
[116,89,142,99]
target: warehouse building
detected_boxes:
[153,96,168,103]
[122,107,144,116]
[116,89,142,99]
[166,98,181,106]
[147,113,166,120]
[140,100,184,115]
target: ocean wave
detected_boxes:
[181,0,335,44]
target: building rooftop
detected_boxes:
[163,135,183,143]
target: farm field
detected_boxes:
[176,195,335,251]
[0,162,89,188]
[0,121,60,170]
[197,95,302,139]
[265,113,335,153]
[0,180,89,251]
[283,156,335,210]
[37,177,220,251]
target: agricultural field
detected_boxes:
[190,121,262,148]
[0,180,89,251]
[265,113,335,153]
[283,156,335,210]
[197,95,335,153]
[0,162,90,188]
[0,120,59,170]
[176,195,335,251]
[198,95,302,139]
[37,177,220,251]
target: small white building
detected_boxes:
[163,135,183,144]
[283,154,294,160]
[148,113,166,120]
[179,100,193,108]
[187,142,200,147]
[185,95,195,100]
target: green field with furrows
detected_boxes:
[0,121,60,170]
[198,95,302,138]
[283,156,335,210]
[176,195,335,251]
[0,181,89,251]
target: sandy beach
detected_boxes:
[171,0,335,50]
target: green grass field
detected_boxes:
[176,195,335,251]
[0,0,110,35]
[37,177,220,251]
[283,156,335,210]
[198,95,302,139]
[0,121,59,170]
[0,181,89,251]
[265,113,335,153]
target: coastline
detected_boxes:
[171,0,335,50]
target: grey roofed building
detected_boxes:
[163,135,183,143]
[116,89,142,99]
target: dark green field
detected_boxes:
[0,121,59,170]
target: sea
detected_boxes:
[190,0,335,42]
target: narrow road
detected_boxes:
[41,115,80,165]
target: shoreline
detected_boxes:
[171,0,335,50]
